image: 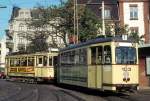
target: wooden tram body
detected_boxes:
[5,50,58,82]
[58,37,139,91]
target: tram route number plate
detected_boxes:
[122,67,131,71]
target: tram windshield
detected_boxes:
[115,47,137,64]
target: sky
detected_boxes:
[0,0,61,40]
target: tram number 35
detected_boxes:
[122,67,131,71]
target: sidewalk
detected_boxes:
[138,86,150,94]
[139,86,150,90]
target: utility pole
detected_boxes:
[76,0,79,44]
[102,1,105,36]
[74,0,79,44]
[74,0,76,44]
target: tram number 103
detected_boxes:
[122,67,131,71]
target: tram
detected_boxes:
[5,49,58,83]
[57,36,139,91]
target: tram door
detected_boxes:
[90,46,103,88]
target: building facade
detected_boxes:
[6,7,65,53]
[0,37,7,72]
[119,0,150,44]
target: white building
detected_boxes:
[0,37,7,71]
[6,7,66,52]
[119,0,149,43]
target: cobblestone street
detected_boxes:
[0,79,150,101]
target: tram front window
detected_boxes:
[116,47,137,64]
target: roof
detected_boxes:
[60,36,136,52]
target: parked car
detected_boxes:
[0,71,6,79]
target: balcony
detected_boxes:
[6,39,13,49]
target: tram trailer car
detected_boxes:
[57,36,139,91]
[5,50,58,83]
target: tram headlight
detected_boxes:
[127,78,130,81]
[123,78,126,81]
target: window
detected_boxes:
[43,56,47,66]
[19,23,25,31]
[49,57,52,66]
[91,46,103,65]
[19,12,24,17]
[116,47,137,64]
[97,46,103,64]
[25,12,29,16]
[91,47,96,65]
[39,57,42,64]
[79,49,87,65]
[130,5,138,20]
[20,58,27,66]
[104,46,111,64]
[146,57,150,75]
[104,9,111,19]
[28,57,34,66]
[130,27,139,33]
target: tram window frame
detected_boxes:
[70,51,75,64]
[49,56,52,66]
[20,57,27,66]
[79,48,87,65]
[10,59,15,67]
[28,57,34,66]
[15,58,20,66]
[38,57,42,64]
[43,56,47,66]
[91,47,97,65]
[97,46,103,64]
[104,45,112,64]
[75,49,80,65]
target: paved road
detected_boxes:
[0,79,150,101]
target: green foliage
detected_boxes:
[26,33,49,52]
[129,32,144,43]
[27,0,101,51]
[79,8,100,42]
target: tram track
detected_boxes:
[55,90,86,101]
[102,92,137,101]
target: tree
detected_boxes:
[79,7,100,42]
[26,0,101,53]
[26,32,49,53]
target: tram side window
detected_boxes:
[20,58,27,66]
[79,48,87,65]
[39,58,42,64]
[75,50,80,64]
[104,46,111,64]
[43,56,47,66]
[91,47,96,65]
[97,46,103,64]
[28,58,34,66]
[10,59,14,67]
[49,57,52,66]
[70,51,75,64]
[16,59,20,66]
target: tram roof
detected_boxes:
[61,36,136,52]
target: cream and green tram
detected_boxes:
[5,51,58,82]
[58,37,139,91]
